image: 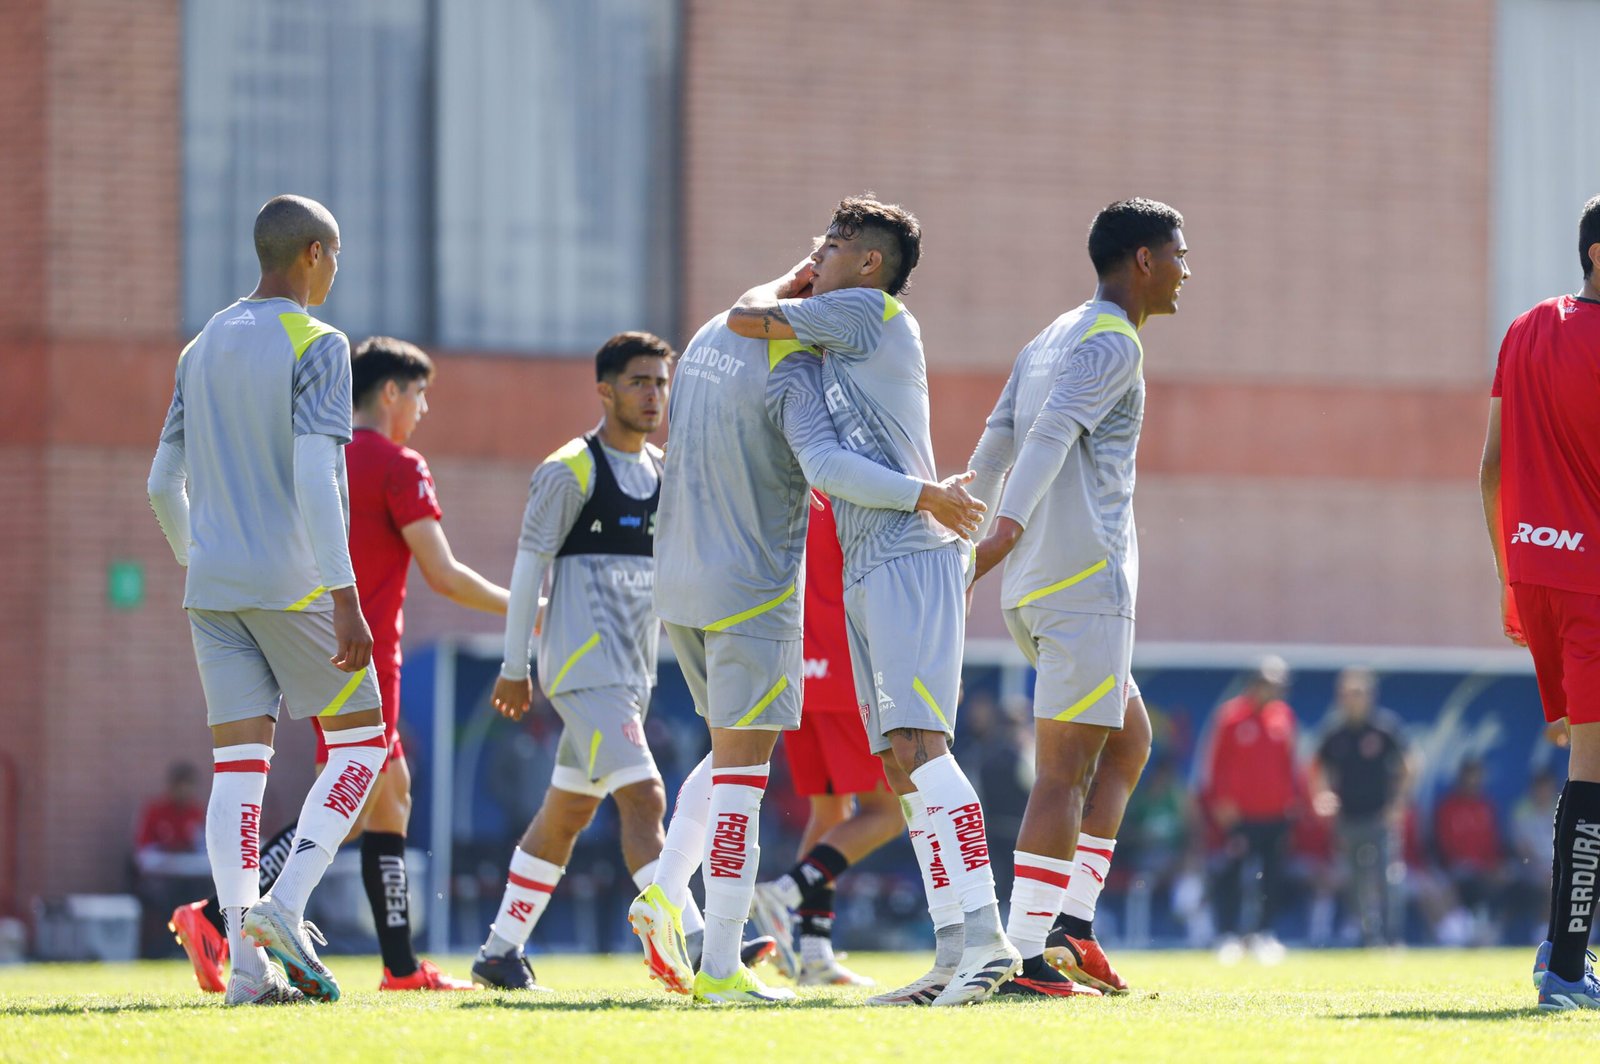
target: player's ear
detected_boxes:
[596,378,615,406]
[861,248,882,279]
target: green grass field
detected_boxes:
[0,949,1593,1062]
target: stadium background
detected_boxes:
[1,0,1598,952]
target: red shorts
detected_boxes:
[783,710,888,797]
[314,658,403,771]
[1515,582,1600,725]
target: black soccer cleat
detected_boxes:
[471,947,550,991]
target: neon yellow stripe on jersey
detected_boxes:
[284,585,329,612]
[587,730,603,777]
[1083,313,1144,372]
[883,293,904,322]
[704,584,796,632]
[768,339,808,369]
[912,677,951,730]
[545,438,594,495]
[1016,559,1109,607]
[1054,673,1117,722]
[318,670,368,718]
[735,675,790,727]
[278,313,342,360]
[548,631,600,695]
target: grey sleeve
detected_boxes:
[778,288,886,360]
[967,372,1019,539]
[147,439,190,566]
[291,333,354,442]
[159,378,184,446]
[500,548,551,681]
[769,356,923,512]
[518,459,590,555]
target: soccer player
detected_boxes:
[470,332,677,990]
[147,195,387,1004]
[727,196,1019,1007]
[628,238,985,1004]
[967,197,1189,997]
[1480,194,1600,1011]
[747,492,907,987]
[171,337,511,993]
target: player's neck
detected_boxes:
[1092,283,1147,330]
[353,406,400,444]
[595,417,645,454]
[248,271,311,307]
[1580,276,1600,302]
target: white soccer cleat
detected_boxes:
[797,956,875,987]
[864,965,954,1006]
[628,884,694,995]
[747,882,799,979]
[223,962,305,1006]
[241,895,341,1003]
[929,939,1022,1006]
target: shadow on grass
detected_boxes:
[1328,1007,1547,1022]
[1,1002,217,1017]
[457,995,844,1013]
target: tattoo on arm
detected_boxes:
[761,306,788,336]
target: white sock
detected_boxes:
[655,754,711,913]
[700,763,768,979]
[487,848,563,950]
[770,873,803,909]
[1062,833,1116,922]
[269,724,386,916]
[208,743,274,979]
[631,859,659,892]
[904,791,963,932]
[1006,850,1073,959]
[223,905,267,978]
[909,755,998,914]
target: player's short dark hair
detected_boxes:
[1087,198,1184,278]
[829,195,922,296]
[352,336,434,409]
[253,194,337,273]
[595,331,676,382]
[1580,195,1600,279]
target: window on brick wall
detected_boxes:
[1491,0,1600,348]
[181,0,679,354]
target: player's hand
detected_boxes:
[329,587,373,672]
[1500,584,1527,647]
[972,516,1023,584]
[492,676,535,721]
[916,471,985,539]
[775,257,816,300]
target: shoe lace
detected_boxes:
[297,920,329,967]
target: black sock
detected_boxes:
[363,832,418,977]
[797,885,835,941]
[1055,913,1094,940]
[1547,786,1571,945]
[1549,780,1600,981]
[789,844,850,908]
[199,821,299,936]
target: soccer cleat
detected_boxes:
[241,895,340,1003]
[747,882,799,979]
[223,962,305,1006]
[929,939,1023,1006]
[741,936,778,969]
[1044,927,1129,993]
[629,884,694,995]
[470,947,551,991]
[169,900,229,994]
[797,956,876,987]
[381,958,478,991]
[692,964,797,1004]
[864,965,954,1006]
[1531,941,1597,989]
[996,956,1104,999]
[1538,967,1600,1011]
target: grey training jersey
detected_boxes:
[159,296,353,612]
[991,300,1144,617]
[520,438,662,694]
[780,288,958,586]
[655,316,856,641]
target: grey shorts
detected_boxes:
[844,546,967,754]
[664,622,802,731]
[188,608,382,726]
[548,684,661,797]
[1003,605,1134,728]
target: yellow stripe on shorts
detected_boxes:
[318,670,368,718]
[1054,674,1118,723]
[587,730,603,777]
[911,677,951,730]
[735,675,790,727]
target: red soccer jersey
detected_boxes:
[1200,696,1301,822]
[135,798,204,852]
[1432,792,1501,872]
[347,428,443,669]
[1493,295,1600,594]
[802,493,856,714]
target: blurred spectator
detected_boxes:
[1432,758,1506,942]
[132,762,209,957]
[1198,656,1299,961]
[1309,667,1413,945]
[1507,769,1559,942]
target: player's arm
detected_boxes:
[147,384,190,565]
[727,254,816,340]
[1479,397,1524,646]
[492,459,586,720]
[966,371,1020,547]
[292,332,371,672]
[401,518,510,614]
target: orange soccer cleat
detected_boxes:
[1044,928,1129,994]
[379,958,479,991]
[169,900,230,994]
